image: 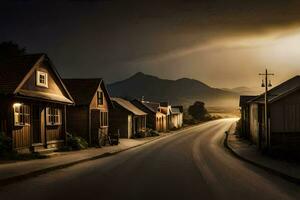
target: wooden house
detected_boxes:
[170,106,183,129]
[247,76,300,151]
[0,54,74,153]
[62,79,113,145]
[110,98,147,138]
[131,99,167,132]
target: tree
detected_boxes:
[0,41,26,60]
[188,101,208,120]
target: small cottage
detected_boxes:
[246,76,300,150]
[170,106,183,129]
[0,54,74,153]
[131,99,167,132]
[63,79,113,145]
[110,98,147,138]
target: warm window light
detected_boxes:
[13,103,22,108]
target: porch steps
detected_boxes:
[34,147,57,155]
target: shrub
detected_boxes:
[149,129,159,137]
[66,134,88,150]
[143,129,160,137]
[0,133,12,155]
[134,132,146,138]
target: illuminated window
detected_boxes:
[46,107,61,126]
[97,91,104,106]
[100,111,108,127]
[14,103,30,126]
[36,71,48,88]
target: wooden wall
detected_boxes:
[249,103,259,145]
[109,109,131,138]
[66,106,89,142]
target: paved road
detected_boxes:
[1,119,300,200]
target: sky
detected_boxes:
[1,0,300,89]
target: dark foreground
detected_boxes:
[0,119,299,200]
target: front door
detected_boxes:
[32,105,41,144]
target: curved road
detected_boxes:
[1,119,300,200]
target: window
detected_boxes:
[36,71,48,88]
[97,91,104,106]
[46,107,62,126]
[100,111,108,127]
[14,103,30,126]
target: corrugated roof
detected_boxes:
[252,76,300,103]
[0,53,44,94]
[112,98,147,116]
[63,79,102,105]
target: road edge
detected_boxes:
[223,125,300,185]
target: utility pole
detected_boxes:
[259,68,274,150]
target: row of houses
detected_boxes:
[0,54,183,153]
[240,75,300,151]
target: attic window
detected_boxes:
[97,91,104,106]
[36,71,48,88]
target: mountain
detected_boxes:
[107,72,240,107]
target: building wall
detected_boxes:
[270,90,300,149]
[155,112,167,132]
[9,99,66,152]
[249,103,260,145]
[66,106,89,142]
[109,109,131,138]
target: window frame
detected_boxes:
[14,104,30,126]
[97,91,104,106]
[100,111,108,127]
[46,107,62,126]
[36,70,48,88]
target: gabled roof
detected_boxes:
[171,107,181,114]
[239,95,257,107]
[144,101,160,112]
[0,53,44,94]
[63,78,113,107]
[251,76,300,104]
[111,98,147,116]
[131,99,160,114]
[0,53,74,104]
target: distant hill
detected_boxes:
[107,72,240,107]
[222,86,260,95]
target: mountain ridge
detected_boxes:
[108,72,240,107]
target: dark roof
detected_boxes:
[239,95,257,107]
[63,78,109,106]
[172,105,183,112]
[251,76,300,104]
[131,99,160,114]
[160,102,170,107]
[111,98,147,116]
[0,53,44,94]
[143,101,160,113]
[171,107,181,114]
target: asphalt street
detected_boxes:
[0,119,299,200]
